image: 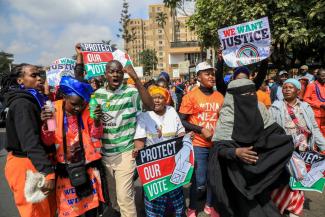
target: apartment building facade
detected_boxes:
[125,4,201,78]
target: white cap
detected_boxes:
[278,70,288,76]
[195,62,214,73]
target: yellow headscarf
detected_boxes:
[148,85,170,101]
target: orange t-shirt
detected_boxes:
[179,88,224,148]
[257,90,271,108]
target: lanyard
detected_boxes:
[286,103,310,138]
[315,83,325,103]
[62,103,85,164]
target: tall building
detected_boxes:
[125,3,201,78]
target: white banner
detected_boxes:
[46,58,76,88]
[173,69,180,78]
[218,17,271,67]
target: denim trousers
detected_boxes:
[189,146,213,209]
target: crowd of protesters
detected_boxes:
[0,43,324,217]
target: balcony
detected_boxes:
[169,41,201,54]
[170,41,200,48]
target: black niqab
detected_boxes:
[227,84,264,144]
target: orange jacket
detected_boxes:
[304,81,325,118]
[54,100,102,164]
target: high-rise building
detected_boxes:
[125,3,201,78]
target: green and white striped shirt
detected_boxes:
[94,85,141,156]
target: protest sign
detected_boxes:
[290,151,325,193]
[173,69,180,78]
[80,43,132,78]
[46,58,76,88]
[218,17,271,67]
[136,136,194,201]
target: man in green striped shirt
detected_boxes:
[96,60,153,217]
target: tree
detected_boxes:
[139,49,158,76]
[163,0,180,42]
[117,0,136,52]
[0,51,14,74]
[156,12,170,43]
[102,40,117,51]
[187,0,325,68]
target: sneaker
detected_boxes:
[204,205,220,217]
[186,208,197,217]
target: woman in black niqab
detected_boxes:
[209,79,294,217]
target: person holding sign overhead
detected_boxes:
[73,42,154,217]
[215,49,269,96]
[133,85,186,217]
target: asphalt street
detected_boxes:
[0,132,324,217]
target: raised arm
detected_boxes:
[253,58,268,90]
[215,49,227,96]
[123,65,154,111]
[74,43,85,81]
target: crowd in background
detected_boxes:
[0,44,324,217]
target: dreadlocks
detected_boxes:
[0,63,30,101]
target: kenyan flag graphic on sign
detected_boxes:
[80,43,133,78]
[136,136,194,201]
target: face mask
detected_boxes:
[268,82,274,88]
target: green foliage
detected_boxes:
[139,49,158,76]
[187,0,325,67]
[117,0,136,49]
[0,51,14,74]
[156,12,170,43]
[102,40,117,50]
[156,12,168,28]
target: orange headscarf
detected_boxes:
[148,85,170,101]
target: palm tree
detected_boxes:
[156,12,169,43]
[163,0,180,42]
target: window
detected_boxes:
[158,30,163,34]
[159,52,163,56]
[159,41,163,45]
[157,7,161,11]
[159,58,163,62]
[159,46,163,51]
[158,35,163,39]
[159,63,163,67]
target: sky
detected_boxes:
[0,0,162,65]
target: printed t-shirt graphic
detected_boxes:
[94,85,142,155]
[179,88,224,147]
[134,106,185,146]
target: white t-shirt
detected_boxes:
[134,106,185,147]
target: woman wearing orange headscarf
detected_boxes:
[133,85,187,217]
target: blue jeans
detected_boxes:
[189,146,213,209]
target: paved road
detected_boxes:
[0,148,324,217]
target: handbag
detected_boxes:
[62,106,88,187]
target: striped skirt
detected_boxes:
[271,185,304,216]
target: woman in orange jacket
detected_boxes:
[41,76,109,217]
